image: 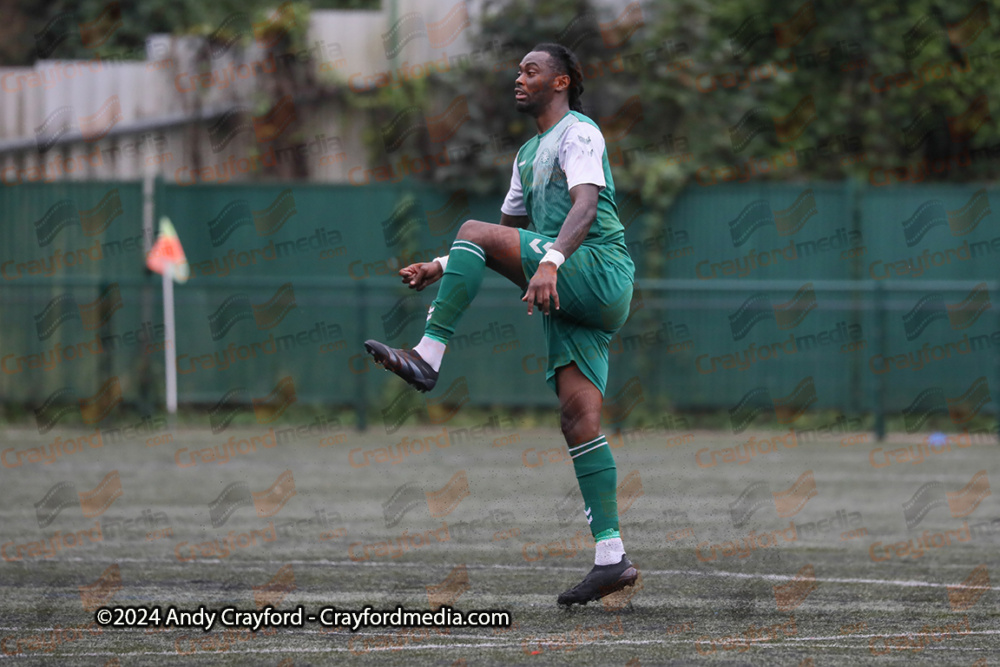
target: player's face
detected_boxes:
[514,52,568,117]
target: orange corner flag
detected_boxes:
[146,217,190,283]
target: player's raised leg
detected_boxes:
[422,221,526,355]
[364,220,524,392]
[554,362,638,607]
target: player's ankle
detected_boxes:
[594,536,625,565]
[413,336,445,372]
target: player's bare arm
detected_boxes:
[522,183,599,315]
[550,183,600,258]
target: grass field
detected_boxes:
[0,422,997,665]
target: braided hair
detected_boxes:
[531,43,584,113]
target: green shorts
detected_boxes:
[518,229,635,396]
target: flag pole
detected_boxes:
[147,216,187,419]
[163,266,177,414]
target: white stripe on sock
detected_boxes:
[571,441,608,459]
[451,239,486,254]
[451,246,486,261]
[568,435,606,452]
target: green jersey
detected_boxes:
[502,112,636,397]
[501,111,630,254]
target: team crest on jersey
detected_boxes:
[538,147,556,170]
[532,148,564,188]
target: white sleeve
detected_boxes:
[500,157,528,216]
[559,122,606,191]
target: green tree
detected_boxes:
[430,0,999,275]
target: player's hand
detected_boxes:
[523,262,559,315]
[399,261,443,291]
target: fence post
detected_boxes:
[356,280,368,432]
[98,281,114,385]
[139,175,157,414]
[995,299,1000,442]
[848,179,865,415]
[873,282,886,441]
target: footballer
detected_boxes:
[365,43,638,606]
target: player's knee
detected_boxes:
[560,409,600,445]
[455,220,487,243]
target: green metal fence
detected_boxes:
[2,179,997,437]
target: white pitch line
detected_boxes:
[2,627,997,642]
[46,556,1000,591]
[3,633,998,659]
[650,567,1000,591]
[787,630,1000,642]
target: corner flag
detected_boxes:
[146,217,189,283]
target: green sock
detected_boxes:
[569,434,620,541]
[425,240,486,344]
